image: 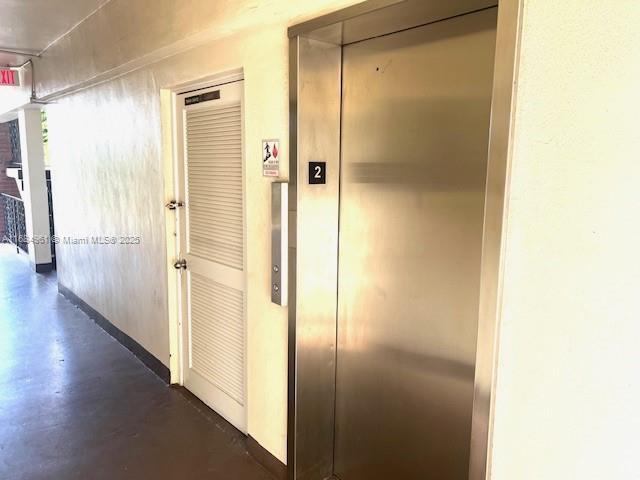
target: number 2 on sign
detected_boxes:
[309,162,326,184]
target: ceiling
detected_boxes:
[0,0,107,66]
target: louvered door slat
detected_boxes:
[190,273,244,403]
[179,80,246,432]
[186,102,243,270]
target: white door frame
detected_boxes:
[161,70,247,432]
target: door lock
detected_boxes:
[166,200,184,210]
[174,259,187,270]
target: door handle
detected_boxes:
[174,259,187,270]
[166,200,184,210]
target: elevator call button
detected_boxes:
[309,162,326,184]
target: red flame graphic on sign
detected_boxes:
[272,143,278,158]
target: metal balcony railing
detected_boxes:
[2,193,27,252]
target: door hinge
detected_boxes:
[166,200,184,210]
[174,259,187,270]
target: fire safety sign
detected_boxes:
[262,139,280,177]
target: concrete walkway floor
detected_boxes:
[0,244,274,480]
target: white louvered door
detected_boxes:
[176,81,246,432]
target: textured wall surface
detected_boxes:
[43,0,364,463]
[35,0,365,98]
[490,1,640,479]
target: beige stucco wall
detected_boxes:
[490,1,640,479]
[44,0,364,464]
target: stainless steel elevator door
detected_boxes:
[334,8,498,480]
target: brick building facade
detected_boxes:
[0,121,21,240]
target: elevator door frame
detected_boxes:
[287,1,523,479]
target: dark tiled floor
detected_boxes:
[0,244,274,480]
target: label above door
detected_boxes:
[309,162,326,184]
[185,90,220,105]
[263,139,280,177]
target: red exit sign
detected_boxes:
[0,69,19,86]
